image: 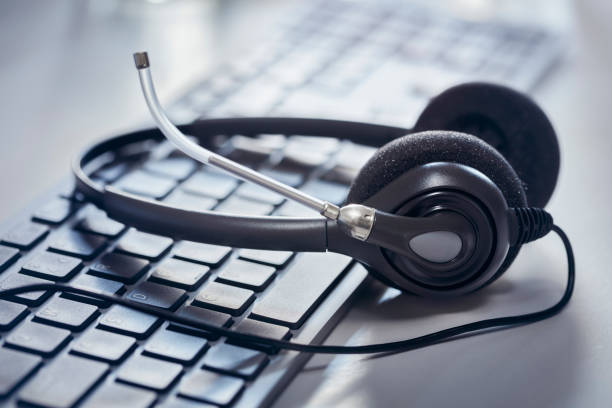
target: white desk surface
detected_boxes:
[1,1,611,407]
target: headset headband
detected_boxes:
[73,118,410,250]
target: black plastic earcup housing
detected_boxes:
[346,130,528,290]
[413,82,559,207]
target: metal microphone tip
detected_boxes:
[133,52,150,69]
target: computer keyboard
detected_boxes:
[0,1,561,407]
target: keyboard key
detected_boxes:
[63,274,125,307]
[276,200,321,217]
[75,210,126,238]
[182,172,238,200]
[98,305,160,339]
[48,230,107,260]
[174,241,231,267]
[260,168,303,187]
[89,252,149,284]
[117,354,183,391]
[126,281,187,311]
[157,397,215,408]
[72,329,136,363]
[150,258,210,290]
[171,305,232,339]
[202,343,269,380]
[215,196,275,216]
[238,249,293,267]
[32,198,77,224]
[115,170,177,199]
[93,162,129,183]
[0,299,28,330]
[250,253,351,329]
[2,221,49,250]
[34,296,99,331]
[216,259,276,292]
[0,348,42,397]
[21,251,82,281]
[164,189,217,211]
[0,273,53,306]
[143,328,208,365]
[144,156,198,180]
[230,319,291,353]
[0,245,19,272]
[6,320,71,357]
[225,135,283,165]
[178,370,245,407]
[115,229,173,261]
[18,354,108,408]
[235,183,285,205]
[300,179,348,204]
[277,150,328,173]
[82,382,157,408]
[193,282,255,316]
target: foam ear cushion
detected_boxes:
[413,82,559,207]
[346,130,528,286]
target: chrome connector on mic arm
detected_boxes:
[336,204,376,241]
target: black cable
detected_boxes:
[0,225,574,355]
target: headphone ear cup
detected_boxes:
[347,130,528,289]
[414,82,559,208]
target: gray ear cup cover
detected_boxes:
[413,82,559,207]
[346,130,528,288]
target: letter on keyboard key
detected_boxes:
[150,258,210,290]
[18,354,108,408]
[178,370,245,406]
[193,282,255,316]
[216,259,276,292]
[34,296,99,331]
[143,328,208,365]
[98,305,160,339]
[117,354,183,391]
[0,299,28,330]
[126,281,187,311]
[71,328,136,363]
[2,221,49,250]
[115,229,173,261]
[21,251,82,281]
[0,348,42,397]
[82,382,157,408]
[89,252,149,284]
[202,343,269,380]
[173,241,231,267]
[6,321,71,357]
[32,198,78,224]
[0,245,19,272]
[250,253,352,329]
[48,230,107,260]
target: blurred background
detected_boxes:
[1,0,612,406]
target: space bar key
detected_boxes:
[249,253,352,330]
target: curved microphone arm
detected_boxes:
[133,52,341,220]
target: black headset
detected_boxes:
[3,59,574,355]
